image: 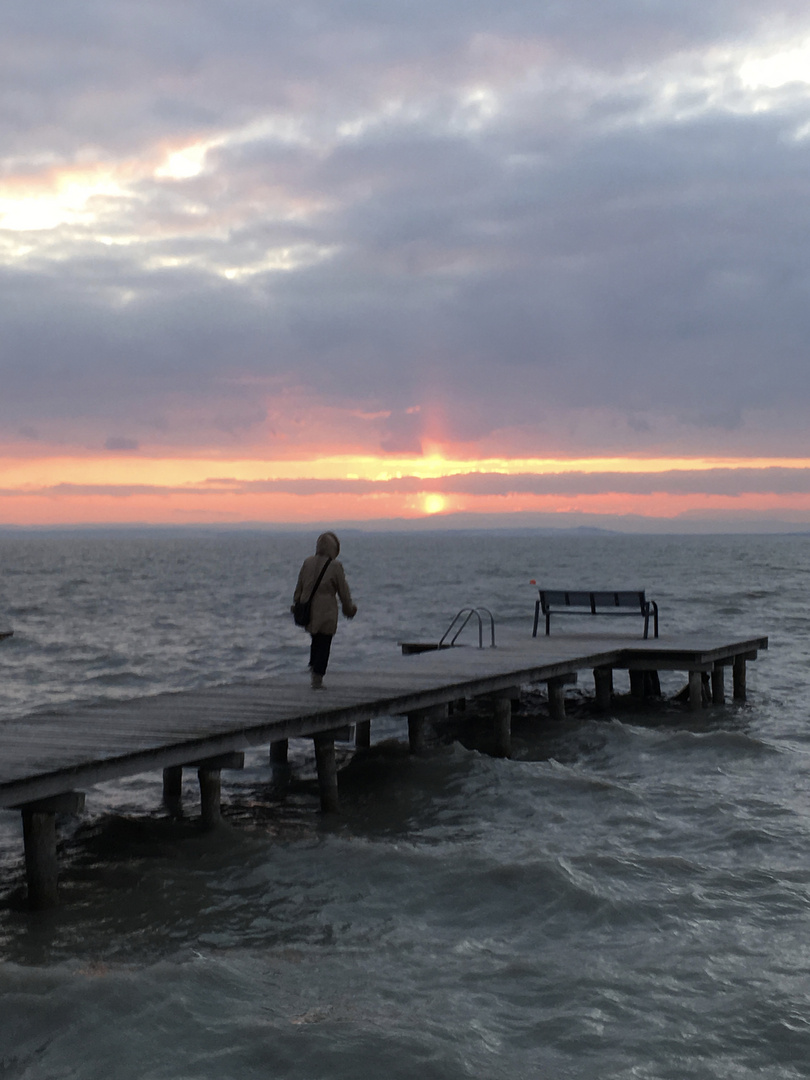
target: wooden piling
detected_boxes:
[593,666,613,710]
[492,697,511,758]
[19,792,85,909]
[355,720,371,749]
[313,734,340,813]
[688,670,703,711]
[547,677,568,721]
[407,704,448,753]
[407,705,437,753]
[197,767,222,829]
[407,712,426,753]
[629,670,646,699]
[22,810,58,909]
[162,765,183,803]
[711,664,726,705]
[269,739,289,767]
[733,655,747,701]
[195,752,244,829]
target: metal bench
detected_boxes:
[533,590,659,638]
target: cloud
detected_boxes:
[7,465,810,500]
[3,0,810,464]
[104,436,139,451]
[235,466,810,497]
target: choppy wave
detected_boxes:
[2,531,810,1077]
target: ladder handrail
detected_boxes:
[438,607,496,649]
[477,607,496,647]
[439,608,479,648]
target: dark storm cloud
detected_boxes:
[2,0,810,453]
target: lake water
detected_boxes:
[0,530,807,1079]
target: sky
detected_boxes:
[2,0,810,530]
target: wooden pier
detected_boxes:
[0,629,767,908]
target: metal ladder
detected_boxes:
[438,607,496,649]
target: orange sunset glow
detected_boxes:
[3,445,810,527]
[4,4,810,533]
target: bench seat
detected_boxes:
[533,590,659,638]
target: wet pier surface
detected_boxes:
[0,628,767,906]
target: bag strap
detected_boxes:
[305,557,332,603]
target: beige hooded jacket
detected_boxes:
[293,531,357,635]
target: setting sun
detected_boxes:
[423,493,447,515]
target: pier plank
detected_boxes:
[0,630,767,811]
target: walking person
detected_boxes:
[292,531,357,688]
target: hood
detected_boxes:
[315,531,340,559]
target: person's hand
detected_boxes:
[344,604,358,619]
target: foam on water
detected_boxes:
[1,531,809,1077]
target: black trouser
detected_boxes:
[309,633,333,676]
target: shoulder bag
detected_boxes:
[292,557,332,628]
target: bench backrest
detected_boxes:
[540,590,647,612]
